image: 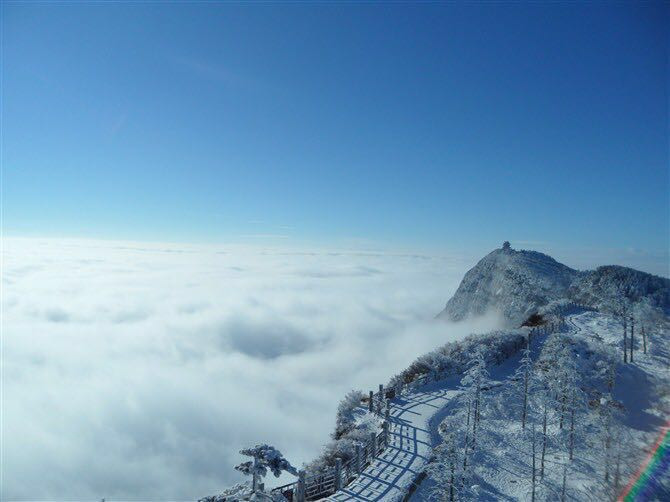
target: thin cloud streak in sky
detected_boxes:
[2,237,500,500]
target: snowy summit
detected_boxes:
[438,243,669,327]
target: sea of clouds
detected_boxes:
[2,237,502,500]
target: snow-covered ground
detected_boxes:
[326,309,669,501]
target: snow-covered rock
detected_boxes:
[437,243,578,326]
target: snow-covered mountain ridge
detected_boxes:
[438,242,669,326]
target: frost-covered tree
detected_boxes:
[551,340,583,460]
[427,431,461,501]
[601,421,637,501]
[530,422,537,502]
[629,315,635,363]
[536,377,551,478]
[609,297,632,363]
[594,349,620,485]
[633,299,665,355]
[332,390,365,439]
[512,341,533,430]
[560,456,569,502]
[460,346,490,448]
[235,445,297,493]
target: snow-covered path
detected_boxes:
[326,383,460,502]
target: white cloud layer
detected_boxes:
[2,237,501,500]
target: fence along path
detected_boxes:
[325,385,454,502]
[272,315,571,502]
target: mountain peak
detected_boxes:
[438,246,578,325]
[438,246,669,326]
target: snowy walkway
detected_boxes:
[325,383,459,502]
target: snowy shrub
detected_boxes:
[199,483,287,502]
[198,483,253,502]
[387,330,526,389]
[304,412,381,473]
[332,389,365,439]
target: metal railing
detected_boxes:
[271,427,388,501]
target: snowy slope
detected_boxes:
[410,309,669,501]
[317,309,668,501]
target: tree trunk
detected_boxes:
[561,461,567,502]
[604,406,612,483]
[623,316,628,363]
[541,402,547,478]
[522,368,529,430]
[252,455,259,492]
[569,405,575,460]
[642,326,647,354]
[630,317,634,362]
[462,430,469,489]
[472,390,479,447]
[449,456,455,502]
[531,425,536,502]
[614,449,621,496]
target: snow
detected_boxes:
[324,309,668,501]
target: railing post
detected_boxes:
[296,470,306,502]
[377,384,384,414]
[385,398,390,421]
[395,380,403,398]
[370,431,377,457]
[355,444,362,474]
[368,390,373,412]
[383,421,389,447]
[334,458,342,491]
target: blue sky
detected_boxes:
[2,2,668,261]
